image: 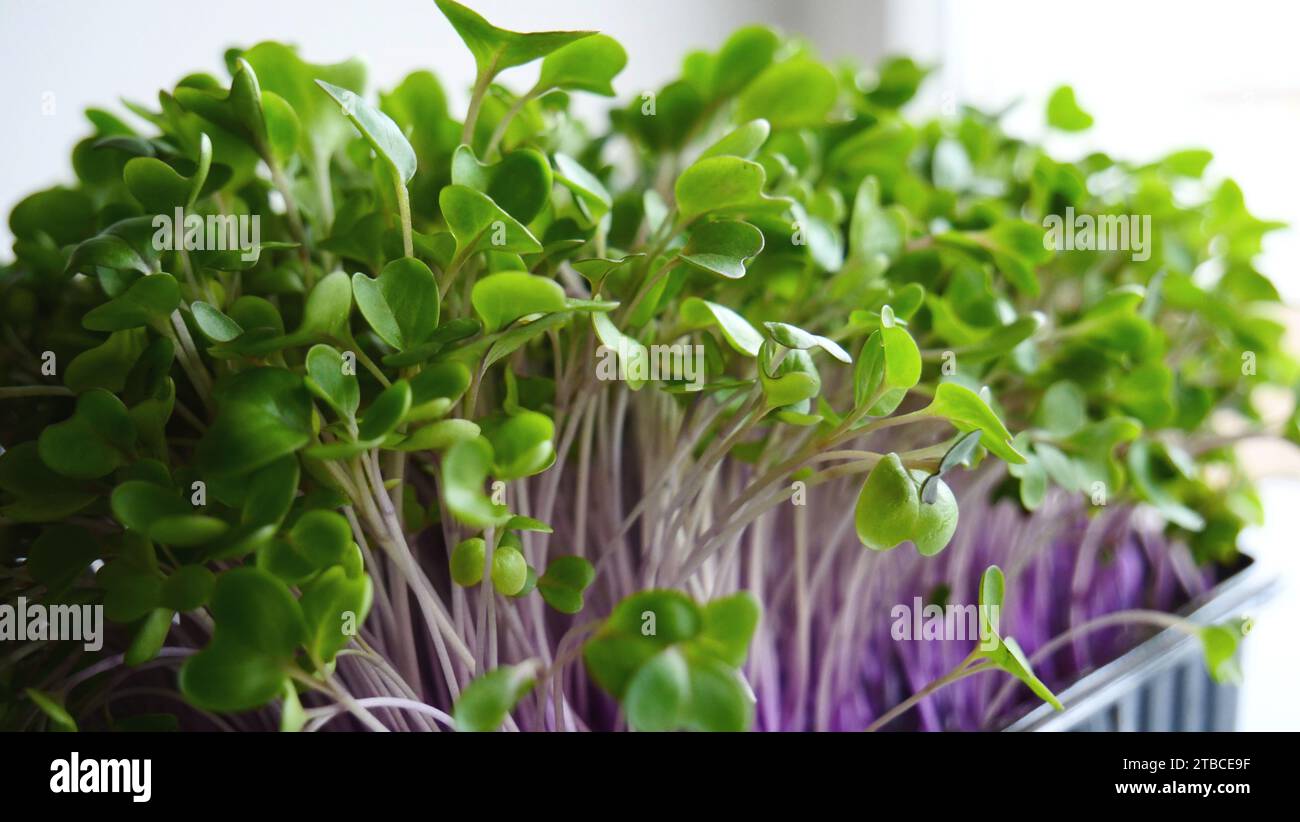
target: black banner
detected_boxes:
[1,730,1288,811]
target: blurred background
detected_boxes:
[2,0,1296,729]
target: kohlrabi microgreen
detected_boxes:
[1,0,1289,733]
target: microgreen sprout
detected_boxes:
[1,1,1290,733]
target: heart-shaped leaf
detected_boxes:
[241,456,300,528]
[38,389,136,479]
[451,144,553,224]
[471,271,567,332]
[161,565,216,611]
[697,592,761,667]
[736,57,838,129]
[300,566,372,663]
[210,566,306,657]
[111,480,229,546]
[452,659,542,732]
[571,253,640,294]
[179,632,287,713]
[675,156,789,221]
[1046,85,1093,132]
[409,359,472,409]
[197,367,313,478]
[681,654,753,732]
[625,646,690,732]
[240,42,367,170]
[436,0,593,78]
[680,220,765,279]
[537,555,595,614]
[63,329,147,394]
[440,185,542,258]
[712,25,780,98]
[82,273,180,332]
[65,234,151,278]
[537,33,627,96]
[10,187,95,246]
[0,444,98,523]
[286,509,353,570]
[304,344,360,420]
[176,59,299,166]
[624,79,704,151]
[352,257,440,350]
[295,269,354,341]
[123,157,192,213]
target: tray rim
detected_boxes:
[1003,552,1281,731]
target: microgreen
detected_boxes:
[1,2,1290,734]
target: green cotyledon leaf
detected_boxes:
[537,33,627,96]
[440,185,542,258]
[352,257,440,350]
[38,389,137,479]
[735,57,838,129]
[453,659,543,731]
[442,436,510,528]
[175,58,300,167]
[680,220,765,279]
[537,555,596,614]
[240,42,366,168]
[680,298,763,357]
[923,383,1025,464]
[471,271,567,332]
[315,79,416,183]
[1046,85,1093,132]
[675,156,790,221]
[435,0,594,78]
[452,144,553,224]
